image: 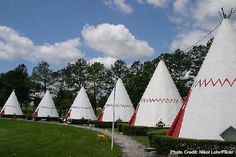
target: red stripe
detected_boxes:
[128,112,137,125]
[168,90,192,137]
[97,112,103,121]
[128,104,140,125]
[32,109,39,118]
[32,111,38,118]
[0,110,5,116]
[66,110,71,119]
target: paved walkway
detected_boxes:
[70,124,155,157]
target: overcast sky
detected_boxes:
[0,0,236,72]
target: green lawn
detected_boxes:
[0,119,122,157]
[132,136,150,147]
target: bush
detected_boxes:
[0,115,26,119]
[150,135,236,156]
[123,125,150,136]
[117,123,128,132]
[89,120,117,128]
[147,129,168,141]
[122,125,163,136]
[33,117,59,121]
[26,116,33,120]
[70,119,89,124]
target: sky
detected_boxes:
[0,0,236,73]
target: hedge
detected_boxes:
[70,119,89,124]
[150,135,236,156]
[1,115,26,119]
[147,129,168,141]
[117,123,128,132]
[34,117,59,121]
[122,125,165,136]
[122,125,150,136]
[88,120,118,128]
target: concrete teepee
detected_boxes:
[97,78,134,122]
[67,87,96,120]
[33,90,59,118]
[129,60,183,127]
[169,11,236,140]
[0,91,23,116]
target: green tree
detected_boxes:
[63,58,89,92]
[31,61,54,92]
[125,61,146,107]
[0,64,32,114]
[187,38,213,79]
[52,69,74,116]
[54,88,73,117]
[111,60,129,81]
[87,62,113,113]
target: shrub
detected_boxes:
[147,129,168,141]
[26,116,33,120]
[1,115,26,119]
[122,125,149,136]
[70,119,89,124]
[122,125,164,136]
[46,117,59,121]
[89,120,117,128]
[117,123,128,132]
[150,135,236,156]
[33,117,59,121]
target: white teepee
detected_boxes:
[67,87,96,120]
[129,60,183,127]
[98,78,134,122]
[33,90,59,118]
[0,91,23,116]
[169,18,236,140]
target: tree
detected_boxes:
[187,38,213,79]
[63,58,89,92]
[111,60,129,81]
[0,64,32,114]
[54,88,73,117]
[125,61,146,107]
[87,62,112,113]
[52,69,73,116]
[31,61,54,92]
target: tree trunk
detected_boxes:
[24,103,28,115]
[44,79,47,93]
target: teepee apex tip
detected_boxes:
[219,8,235,19]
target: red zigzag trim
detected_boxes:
[140,98,181,104]
[193,78,236,87]
[105,104,132,107]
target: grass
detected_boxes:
[132,136,150,147]
[0,118,122,157]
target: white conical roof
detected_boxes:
[33,90,59,118]
[98,78,134,122]
[67,87,96,120]
[169,19,236,140]
[130,60,183,127]
[0,91,23,116]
